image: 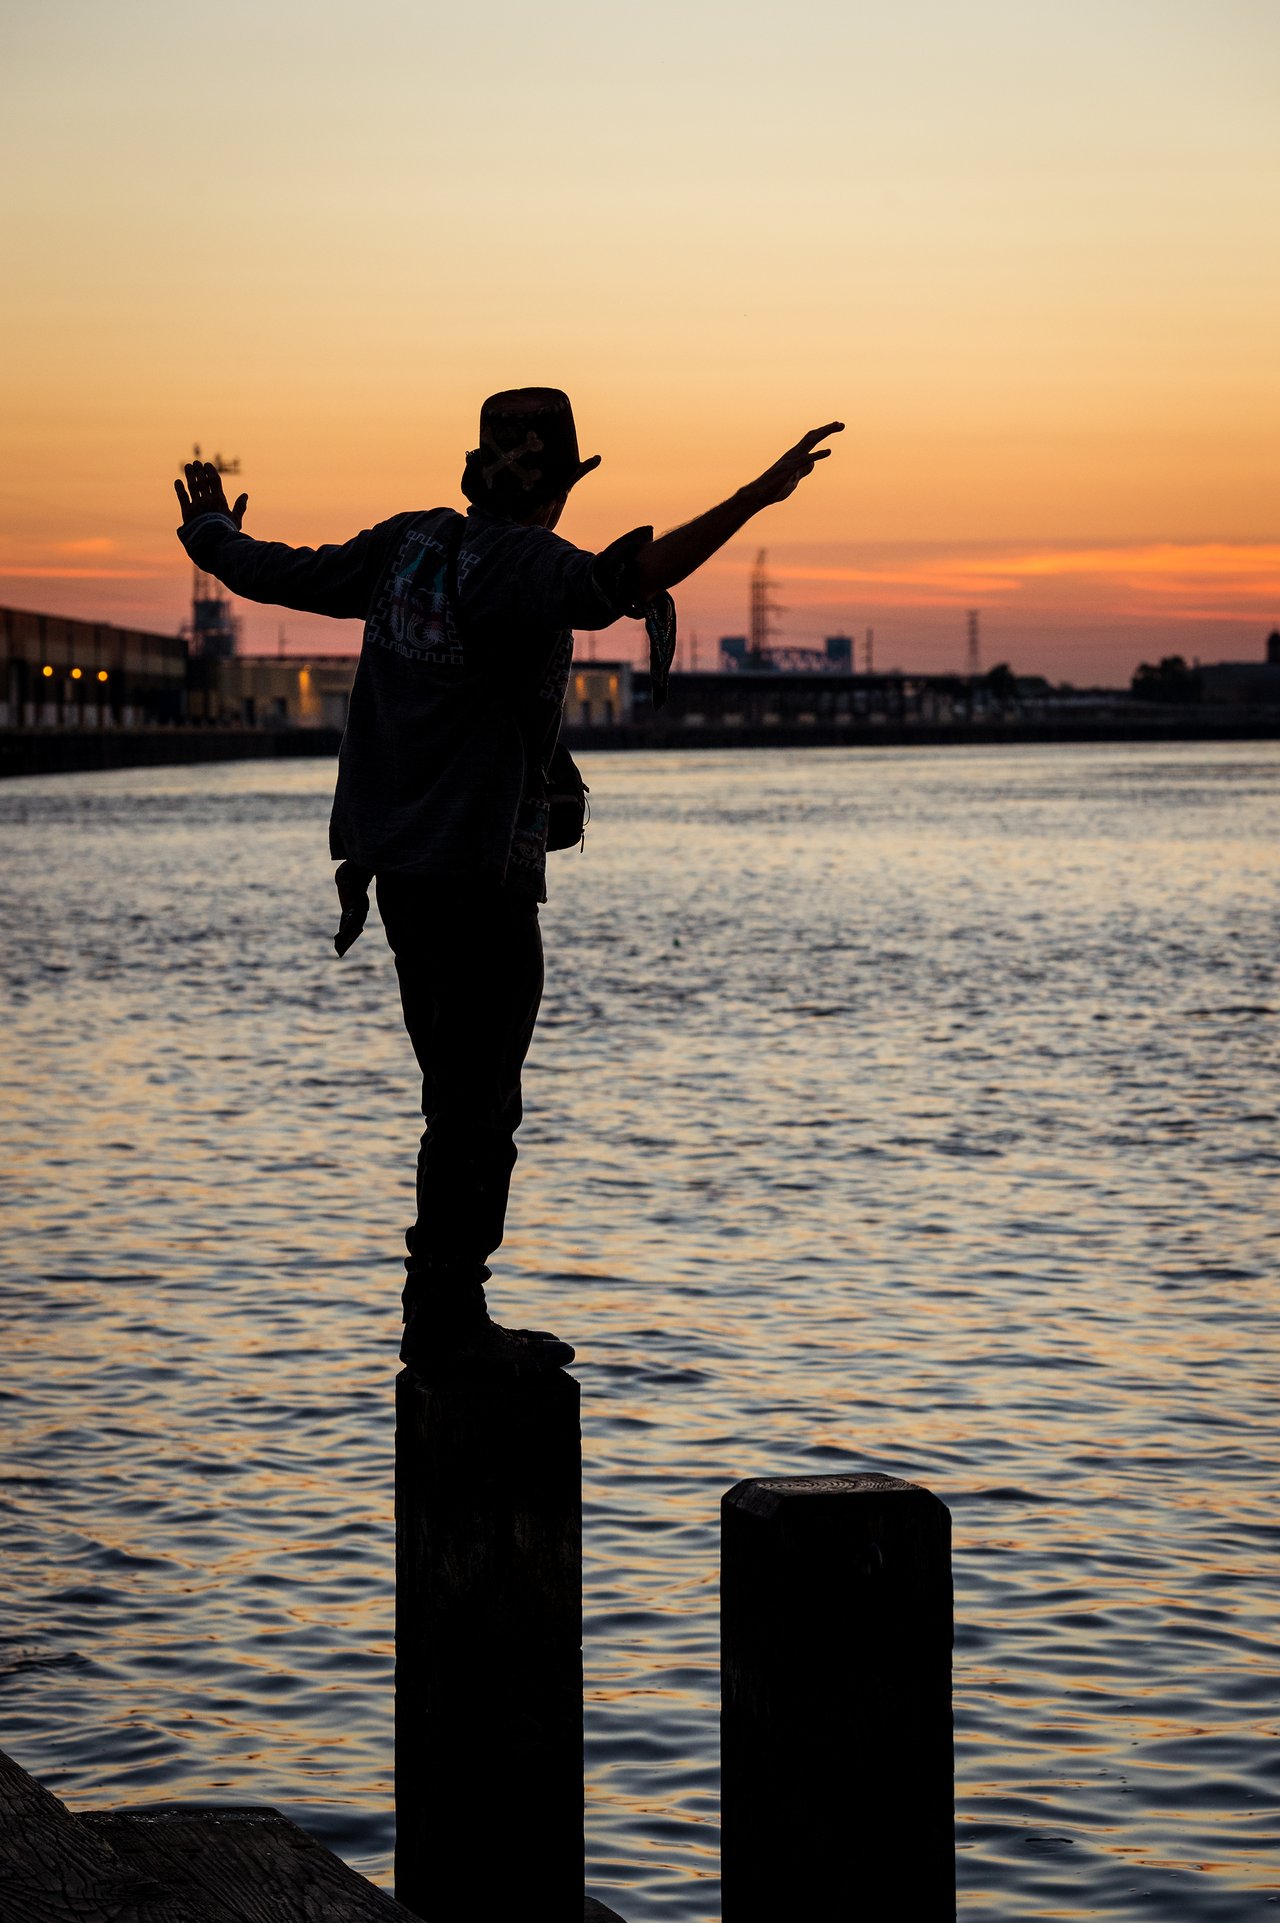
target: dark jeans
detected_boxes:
[376,873,544,1295]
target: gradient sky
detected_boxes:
[2,0,1277,683]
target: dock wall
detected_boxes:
[2,709,1278,781]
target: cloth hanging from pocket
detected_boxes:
[333,859,372,956]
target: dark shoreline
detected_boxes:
[2,712,1277,780]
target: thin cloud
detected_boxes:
[761,543,1280,618]
[0,566,163,580]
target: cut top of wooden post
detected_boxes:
[721,1471,953,1648]
[724,1471,926,1518]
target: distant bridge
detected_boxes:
[721,634,854,673]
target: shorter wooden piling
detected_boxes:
[721,1473,954,1922]
[395,1366,583,1921]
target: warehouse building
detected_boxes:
[0,605,189,729]
[0,605,359,732]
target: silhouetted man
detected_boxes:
[175,391,840,1375]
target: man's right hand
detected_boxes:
[175,460,249,529]
[743,422,844,509]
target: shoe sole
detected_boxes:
[401,1336,576,1379]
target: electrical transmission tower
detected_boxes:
[749,550,784,663]
[185,444,242,659]
[966,609,981,678]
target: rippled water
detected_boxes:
[1,743,1277,1919]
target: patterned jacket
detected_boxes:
[178,504,647,897]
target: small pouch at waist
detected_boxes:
[543,742,590,852]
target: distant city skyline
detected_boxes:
[7,533,1275,689]
[3,0,1277,687]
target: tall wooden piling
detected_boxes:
[721,1473,954,1922]
[395,1367,583,1921]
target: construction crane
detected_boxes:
[184,443,242,659]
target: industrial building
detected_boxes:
[185,653,357,729]
[4,514,1275,753]
[1199,631,1280,705]
[630,667,1026,731]
[568,662,631,726]
[0,604,188,730]
[0,604,356,733]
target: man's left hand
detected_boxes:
[743,422,844,509]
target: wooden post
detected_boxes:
[396,1367,583,1921]
[721,1473,954,1922]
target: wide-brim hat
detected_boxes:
[461,387,601,512]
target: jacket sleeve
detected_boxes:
[176,510,416,620]
[467,523,655,635]
[560,524,655,631]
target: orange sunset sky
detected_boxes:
[3,0,1277,685]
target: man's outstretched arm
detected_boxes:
[174,460,412,621]
[630,422,843,603]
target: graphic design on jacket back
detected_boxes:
[375,514,466,666]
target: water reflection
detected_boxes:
[0,744,1277,1918]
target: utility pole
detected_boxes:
[865,626,874,675]
[966,609,980,679]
